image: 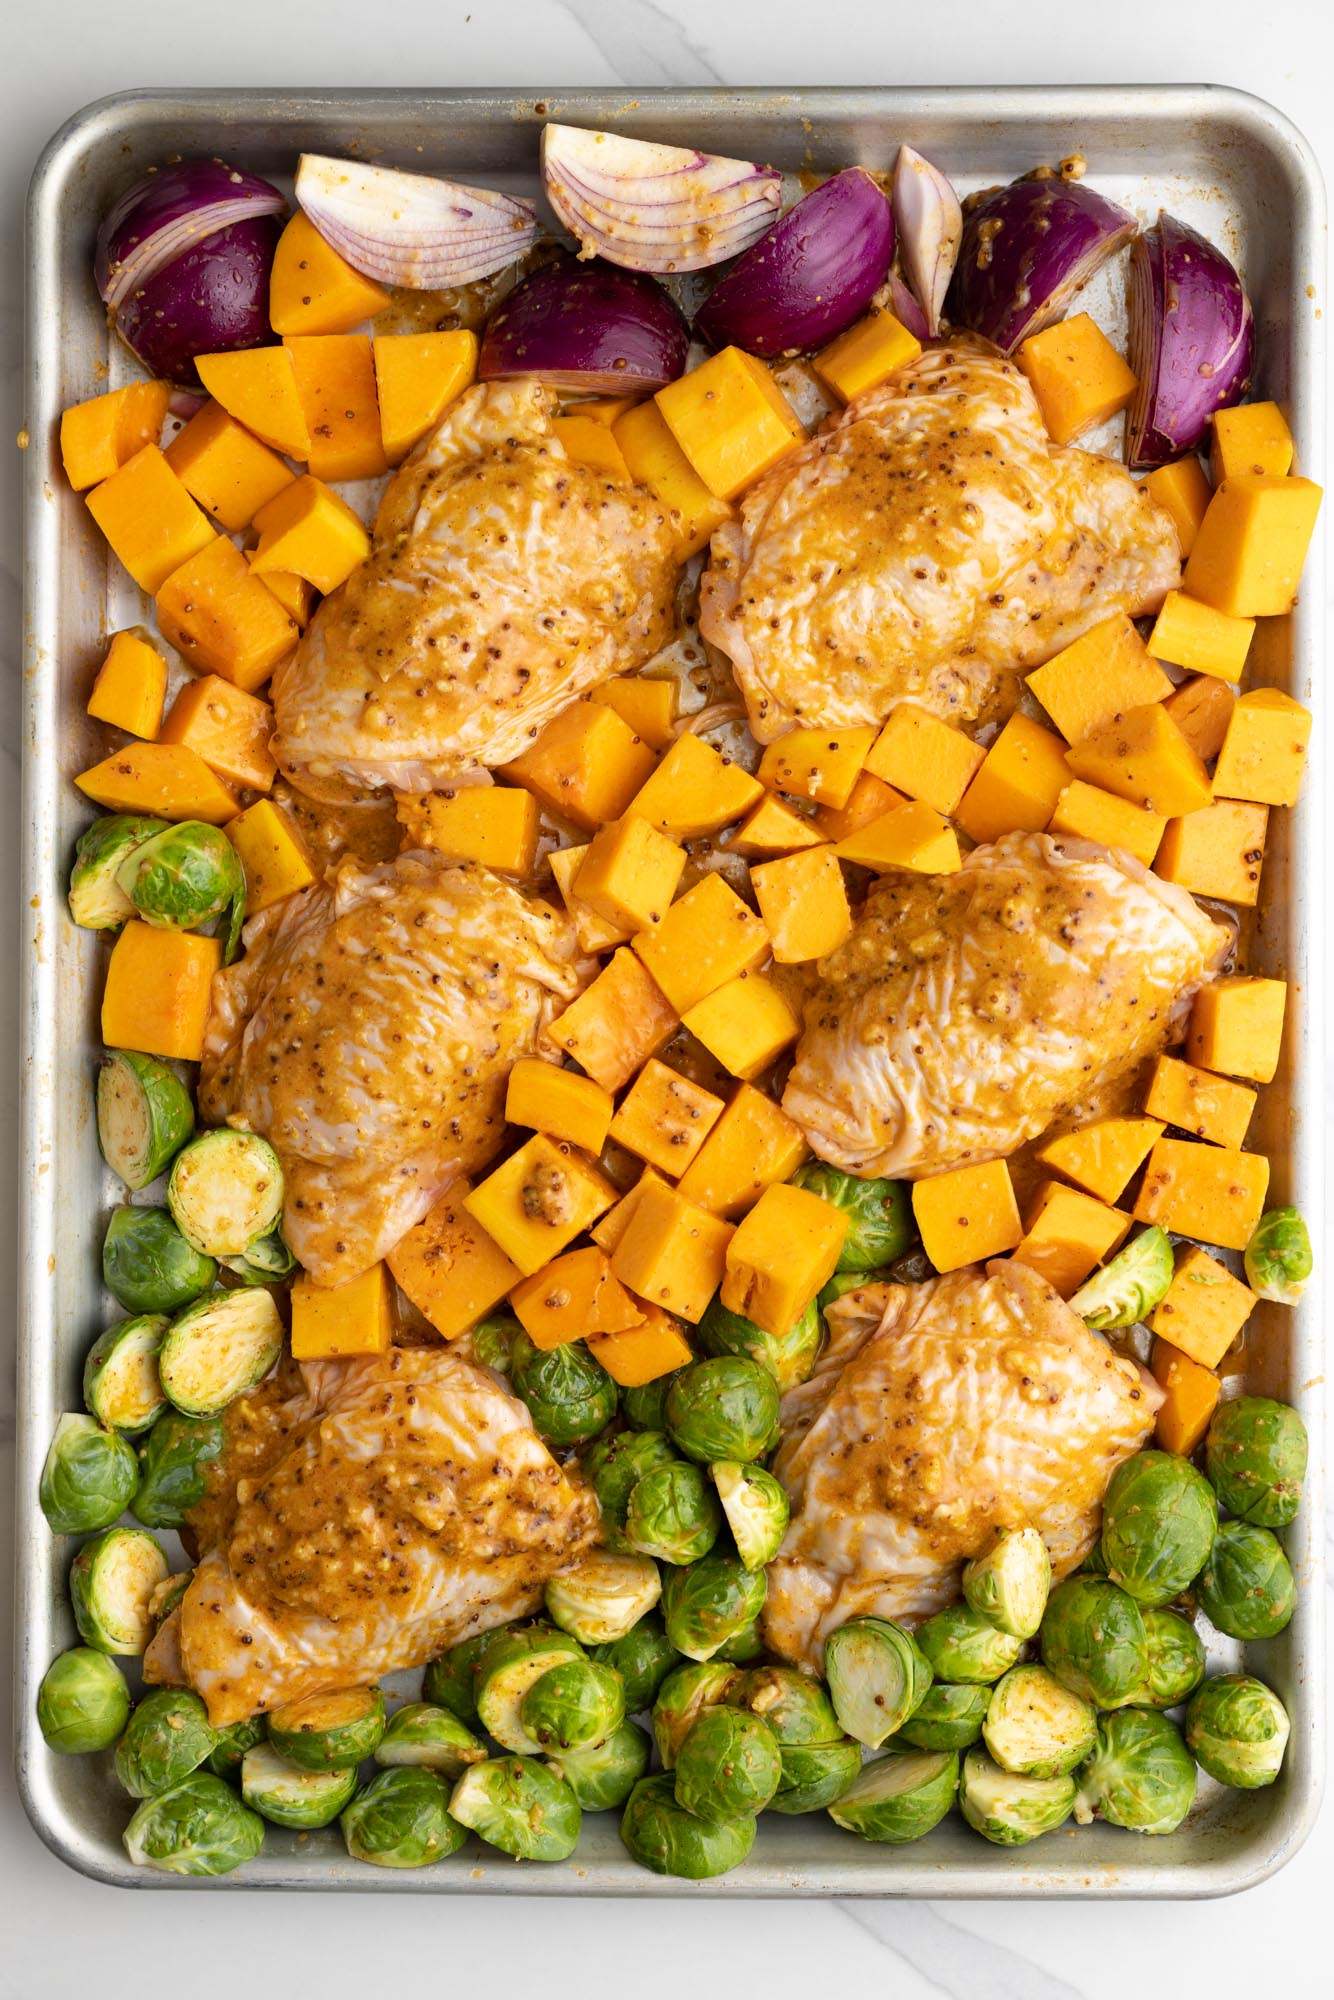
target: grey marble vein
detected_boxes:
[554,0,723,85]
[839,1901,1089,2000]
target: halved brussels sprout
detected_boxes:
[117,819,246,962]
[509,1331,618,1448]
[1195,1520,1296,1640]
[830,1748,959,1843]
[622,1371,684,1432]
[1074,1708,1196,1834]
[1068,1226,1174,1329]
[697,1294,823,1392]
[97,1050,194,1191]
[341,1767,467,1867]
[449,1755,582,1861]
[242,1741,358,1828]
[545,1550,661,1646]
[130,1408,224,1530]
[158,1287,284,1418]
[124,1772,264,1876]
[168,1130,285,1258]
[661,1552,768,1664]
[221,1228,297,1286]
[474,1627,586,1753]
[674,1705,780,1819]
[1243,1207,1312,1305]
[470,1313,520,1376]
[1100,1450,1217,1607]
[826,1616,932,1747]
[1185,1674,1290,1789]
[422,1629,503,1726]
[666,1356,780,1465]
[374,1702,487,1778]
[267,1685,387,1770]
[1205,1396,1308,1529]
[151,1570,194,1638]
[69,813,166,930]
[520,1657,625,1753]
[548,1719,651,1812]
[624,1459,721,1566]
[620,1772,756,1880]
[39,1413,139,1535]
[581,1427,677,1549]
[792,1162,913,1271]
[892,1681,992,1752]
[1039,1577,1148,1708]
[652,1660,742,1769]
[102,1205,217,1316]
[915,1602,1025,1685]
[115,1689,218,1798]
[70,1525,168,1656]
[1140,1608,1207,1710]
[82,1315,168,1435]
[36,1647,131,1753]
[734,1665,841,1745]
[206,1715,266,1777]
[710,1461,790,1570]
[958,1744,1076,1847]
[591,1614,680,1714]
[962,1527,1051,1639]
[983,1664,1096,1779]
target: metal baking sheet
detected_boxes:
[17,84,1325,1895]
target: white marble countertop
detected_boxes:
[2,5,1329,1996]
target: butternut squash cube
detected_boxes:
[552,414,630,478]
[87,628,167,740]
[60,380,171,491]
[464,1135,617,1277]
[248,556,318,630]
[1026,615,1173,746]
[290,1262,393,1359]
[395,786,540,877]
[1184,474,1323,617]
[372,329,478,463]
[814,308,923,403]
[912,1159,1023,1274]
[731,794,824,859]
[548,844,631,954]
[164,401,295,532]
[613,400,733,557]
[1150,1338,1222,1457]
[575,815,686,934]
[632,873,770,1014]
[506,1059,615,1156]
[1047,781,1165,868]
[588,675,677,750]
[76,743,239,825]
[588,1306,694,1388]
[1010,1182,1131,1298]
[576,397,638,428]
[721,1183,847,1338]
[758,728,876,810]
[1163,676,1237,764]
[508,1246,645,1350]
[609,1059,726,1178]
[227,797,318,914]
[250,475,370,593]
[676,1084,809,1219]
[502,702,657,833]
[86,445,217,595]
[1141,455,1212,559]
[865,704,985,816]
[1148,1247,1257,1369]
[1148,591,1254,682]
[160,676,277,792]
[196,346,313,459]
[749,845,852,964]
[387,1185,522,1340]
[955,714,1071,844]
[101,922,222,1062]
[1065,703,1212,818]
[1033,1114,1165,1205]
[681,973,799,1081]
[656,346,804,501]
[628,733,763,841]
[544,948,679,1093]
[591,1169,670,1254]
[1186,976,1287,1085]
[1144,1054,1256,1151]
[812,770,904,843]
[1212,688,1312,808]
[156,535,300,694]
[1156,797,1269,907]
[835,800,961,875]
[269,211,391,336]
[1211,401,1294,483]
[1016,313,1137,445]
[285,334,388,483]
[1134,1137,1270,1252]
[609,1179,734,1323]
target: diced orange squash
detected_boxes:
[575,397,638,428]
[587,1304,694,1387]
[160,676,277,792]
[544,948,679,1093]
[575,815,686,934]
[164,401,295,532]
[101,922,221,1062]
[1141,456,1213,559]
[508,1246,645,1350]
[609,1058,726,1177]
[502,702,657,833]
[76,742,239,824]
[290,1262,393,1358]
[269,211,391,336]
[812,771,905,843]
[613,400,732,557]
[1144,1054,1256,1150]
[1047,781,1165,867]
[464,1135,617,1277]
[227,797,318,914]
[589,675,677,750]
[1212,688,1312,808]
[628,733,763,841]
[1134,1137,1270,1252]
[955,714,1071,844]
[250,474,371,593]
[912,1159,1023,1274]
[731,794,824,859]
[865,705,985,817]
[396,786,539,876]
[750,845,852,964]
[86,445,217,594]
[835,800,960,875]
[86,628,168,739]
[1155,798,1268,906]
[1010,1182,1131,1298]
[387,1185,522,1340]
[1184,474,1323,617]
[1150,1339,1222,1456]
[552,414,631,478]
[1211,401,1294,483]
[372,329,478,463]
[506,1059,614,1156]
[1033,1114,1165,1206]
[591,1169,670,1254]
[284,334,387,483]
[1148,1246,1257,1369]
[196,346,313,459]
[676,1084,809,1219]
[1016,313,1138,445]
[247,555,318,630]
[758,728,876,810]
[632,873,770,1014]
[814,308,922,402]
[1186,976,1287,1085]
[1163,676,1237,765]
[681,972,799,1081]
[60,380,171,491]
[1148,591,1254,682]
[609,1179,734,1323]
[656,346,804,500]
[1065,703,1213,818]
[156,536,300,694]
[1026,615,1173,747]
[547,844,630,953]
[721,1183,847,1338]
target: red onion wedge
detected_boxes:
[295,153,537,290]
[1126,213,1254,470]
[541,123,781,274]
[892,147,961,337]
[885,270,930,344]
[96,159,285,313]
[693,168,894,356]
[946,174,1137,354]
[112,214,282,388]
[479,256,689,392]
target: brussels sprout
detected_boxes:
[826,1616,932,1748]
[124,1772,265,1876]
[115,1689,218,1798]
[509,1331,618,1448]
[341,1767,467,1867]
[374,1703,487,1778]
[620,1772,756,1880]
[97,1050,194,1191]
[893,1681,992,1752]
[546,1550,661,1646]
[1074,1708,1196,1834]
[1140,1609,1207,1710]
[591,1614,681,1713]
[735,1664,842,1746]
[548,1719,652,1811]
[674,1705,781,1819]
[771,1738,864,1815]
[697,1294,823,1392]
[1068,1226,1174,1329]
[69,1525,168,1656]
[959,1744,1076,1847]
[652,1660,742,1769]
[1078,1538,1112,1576]
[102,1206,217,1316]
[241,1742,358,1828]
[39,1413,139,1534]
[818,1269,886,1316]
[714,1616,766,1663]
[206,1715,266,1777]
[1185,1674,1290,1789]
[520,1658,625,1753]
[117,818,246,961]
[474,1626,586,1753]
[624,1460,721,1566]
[449,1756,582,1861]
[662,1552,768,1663]
[665,1356,780,1465]
[130,1408,224,1530]
[471,1313,520,1376]
[983,1664,1096,1778]
[1100,1450,1217,1607]
[962,1527,1052,1639]
[36,1647,131,1753]
[792,1162,913,1271]
[622,1371,684,1431]
[1039,1577,1148,1708]
[1195,1520,1296,1640]
[710,1461,790,1570]
[69,813,167,930]
[82,1314,168,1437]
[1243,1206,1312,1305]
[582,1427,677,1548]
[915,1602,1025,1685]
[158,1287,284,1418]
[1205,1396,1309,1529]
[423,1628,504,1726]
[168,1129,285,1258]
[221,1228,297,1286]
[830,1748,959,1843]
[267,1685,387,1770]
[149,1569,192,1636]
